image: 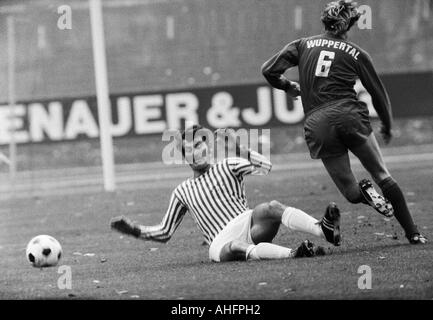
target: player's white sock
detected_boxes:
[246,243,294,260]
[281,207,324,237]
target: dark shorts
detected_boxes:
[304,101,373,159]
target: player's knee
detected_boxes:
[265,200,285,221]
[254,202,272,215]
[269,200,282,211]
[269,200,287,215]
[253,201,283,224]
[250,223,279,243]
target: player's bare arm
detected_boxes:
[215,128,270,168]
[215,128,272,176]
[357,52,393,144]
[111,192,187,242]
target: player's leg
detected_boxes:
[249,202,281,243]
[322,152,394,217]
[215,211,295,262]
[218,240,254,261]
[350,133,426,244]
[219,240,293,261]
[250,201,341,246]
[321,153,365,203]
[328,102,394,217]
[219,239,323,262]
[217,205,326,262]
[349,133,389,182]
[348,133,393,217]
[304,103,369,204]
[217,204,294,261]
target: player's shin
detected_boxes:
[379,177,419,236]
[246,243,294,260]
[281,207,324,238]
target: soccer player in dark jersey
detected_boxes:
[261,0,426,244]
[111,125,342,262]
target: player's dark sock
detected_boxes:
[378,177,419,236]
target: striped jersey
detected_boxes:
[139,150,272,245]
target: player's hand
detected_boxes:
[380,126,392,145]
[286,81,301,97]
[110,216,142,238]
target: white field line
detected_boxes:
[0,152,432,199]
[272,152,433,171]
[2,144,433,180]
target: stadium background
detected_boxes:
[0,0,432,179]
[0,0,432,301]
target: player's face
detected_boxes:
[184,136,210,170]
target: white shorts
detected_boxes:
[208,210,253,262]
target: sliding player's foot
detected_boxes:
[359,179,394,218]
[318,202,341,246]
[110,216,141,238]
[293,240,326,258]
[294,240,314,258]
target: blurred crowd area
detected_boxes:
[0,0,432,102]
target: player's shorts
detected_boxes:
[304,100,372,159]
[209,209,253,262]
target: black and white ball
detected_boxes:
[26,235,62,268]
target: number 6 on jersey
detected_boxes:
[315,50,335,77]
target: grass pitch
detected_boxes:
[0,151,432,300]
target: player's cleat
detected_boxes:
[407,233,427,244]
[318,202,341,246]
[293,240,323,258]
[359,179,394,218]
[110,216,141,238]
[294,240,314,258]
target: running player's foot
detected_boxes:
[359,179,394,218]
[110,216,141,238]
[293,240,325,258]
[407,233,427,244]
[318,202,341,246]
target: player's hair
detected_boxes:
[179,124,207,158]
[321,1,361,36]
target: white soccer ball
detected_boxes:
[26,235,62,268]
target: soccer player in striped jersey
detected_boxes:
[111,125,342,262]
[261,0,426,244]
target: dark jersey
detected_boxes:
[262,33,392,130]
